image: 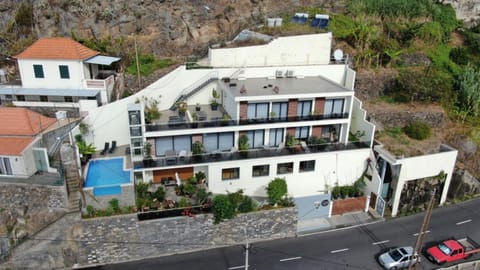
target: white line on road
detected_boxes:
[280,256,302,262]
[413,230,431,236]
[372,240,390,245]
[331,248,349,254]
[228,265,248,270]
[456,219,472,225]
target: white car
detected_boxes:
[377,246,421,270]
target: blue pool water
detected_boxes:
[85,158,131,196]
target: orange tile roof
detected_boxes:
[14,37,99,60]
[0,108,57,156]
[0,137,35,156]
[0,107,57,136]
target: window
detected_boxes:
[40,96,48,102]
[252,165,269,177]
[0,157,13,175]
[297,100,312,118]
[277,162,293,174]
[295,126,309,140]
[33,65,44,78]
[269,128,284,147]
[59,65,70,79]
[321,125,340,142]
[130,126,142,137]
[129,111,141,125]
[16,95,25,101]
[247,103,269,120]
[247,130,264,148]
[222,168,239,180]
[271,102,288,120]
[204,132,234,152]
[324,99,344,117]
[155,136,192,156]
[299,160,315,172]
[131,138,143,148]
[64,96,73,102]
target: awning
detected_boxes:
[0,87,99,97]
[84,55,121,66]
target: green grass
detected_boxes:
[126,55,174,76]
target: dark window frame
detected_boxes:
[59,65,70,79]
[16,95,25,101]
[40,95,48,102]
[252,165,269,177]
[277,162,293,174]
[299,160,315,172]
[222,167,240,180]
[33,65,44,78]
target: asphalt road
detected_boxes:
[87,198,480,270]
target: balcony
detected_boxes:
[85,74,115,91]
[133,141,370,170]
[145,113,349,132]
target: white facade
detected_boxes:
[17,59,85,89]
[0,140,38,178]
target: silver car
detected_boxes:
[377,246,421,270]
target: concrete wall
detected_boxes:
[350,97,376,147]
[208,33,333,67]
[83,184,135,210]
[78,207,296,266]
[207,148,371,198]
[17,59,84,89]
[389,145,458,217]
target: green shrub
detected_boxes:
[450,47,470,65]
[86,205,95,217]
[212,194,236,223]
[238,196,257,213]
[432,4,459,42]
[108,199,120,213]
[266,178,288,205]
[403,121,432,140]
[227,190,244,209]
[178,197,190,208]
[127,55,174,76]
[182,183,197,197]
[152,186,165,202]
[279,196,295,207]
[346,0,436,18]
[329,14,356,40]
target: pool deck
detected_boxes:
[92,144,133,169]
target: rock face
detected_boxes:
[0,0,343,58]
[439,0,480,27]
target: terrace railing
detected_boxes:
[145,113,349,132]
[133,141,370,170]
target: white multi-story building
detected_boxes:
[0,37,120,108]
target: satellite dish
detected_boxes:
[333,49,344,61]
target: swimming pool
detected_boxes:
[85,157,132,196]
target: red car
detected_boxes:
[426,238,480,265]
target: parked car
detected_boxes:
[377,246,421,270]
[426,237,480,265]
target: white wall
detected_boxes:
[18,59,84,89]
[350,98,376,146]
[2,145,37,178]
[207,148,370,198]
[390,147,458,217]
[209,33,333,67]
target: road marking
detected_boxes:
[280,256,302,262]
[413,230,431,236]
[228,265,248,270]
[372,240,390,245]
[331,248,349,253]
[456,219,472,225]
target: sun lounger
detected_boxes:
[100,142,109,155]
[109,140,117,154]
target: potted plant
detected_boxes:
[210,88,220,110]
[285,134,300,153]
[143,141,153,166]
[192,141,205,161]
[238,134,249,157]
[195,171,206,184]
[195,103,201,111]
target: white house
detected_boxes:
[0,37,120,108]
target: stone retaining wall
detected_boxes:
[368,111,445,129]
[78,207,297,266]
[0,183,68,260]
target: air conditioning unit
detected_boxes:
[275,70,284,78]
[286,70,295,77]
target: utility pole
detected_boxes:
[244,227,249,270]
[134,36,141,90]
[408,188,436,270]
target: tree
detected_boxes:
[456,64,480,121]
[212,194,235,224]
[266,178,288,205]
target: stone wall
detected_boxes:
[78,207,297,266]
[0,183,68,260]
[83,184,135,210]
[368,111,445,130]
[332,197,367,215]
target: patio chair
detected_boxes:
[100,142,109,155]
[109,140,117,154]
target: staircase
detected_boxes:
[170,71,219,110]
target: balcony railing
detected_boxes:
[133,141,370,170]
[145,113,349,132]
[85,74,115,90]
